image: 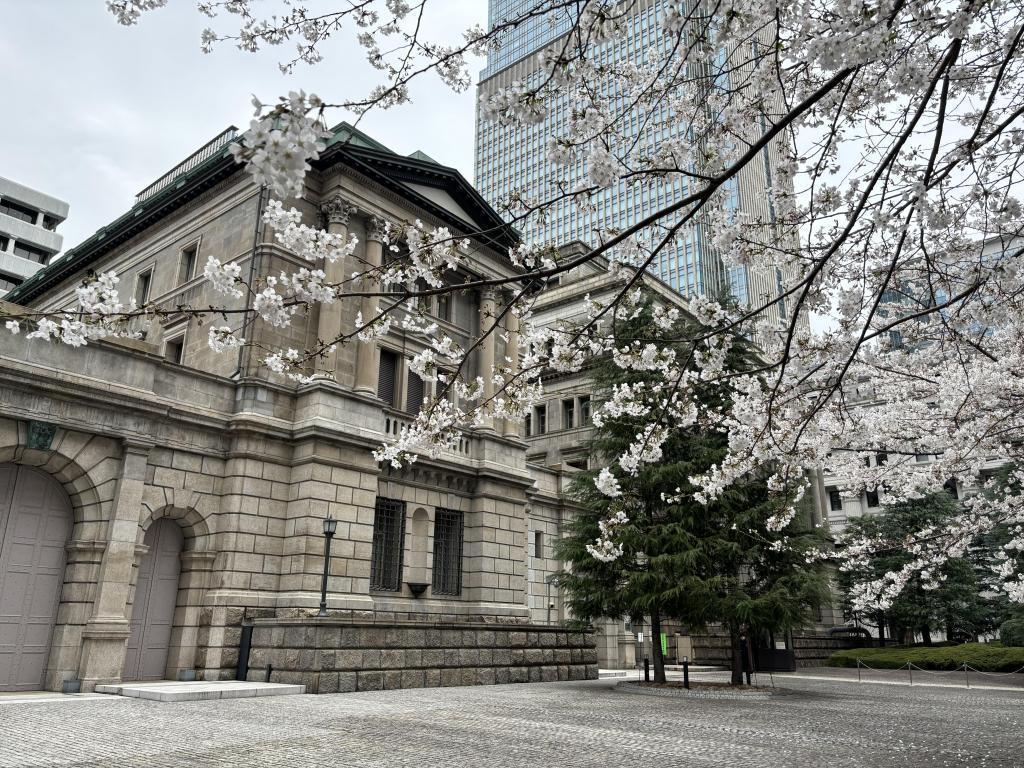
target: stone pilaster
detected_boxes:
[77,438,152,690]
[478,289,498,432]
[353,217,386,395]
[315,195,356,379]
[502,302,521,438]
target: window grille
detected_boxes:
[432,508,464,596]
[406,370,424,415]
[378,349,398,407]
[370,497,406,591]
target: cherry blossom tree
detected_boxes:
[4,0,1024,610]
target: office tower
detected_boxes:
[0,176,68,296]
[475,0,789,315]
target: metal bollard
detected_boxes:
[644,657,650,682]
[266,663,273,683]
[683,658,690,690]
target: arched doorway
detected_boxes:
[123,518,183,681]
[0,464,73,691]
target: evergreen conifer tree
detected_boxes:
[555,298,828,684]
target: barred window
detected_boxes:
[370,497,406,591]
[432,509,464,596]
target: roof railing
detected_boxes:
[134,126,239,205]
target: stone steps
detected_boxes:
[95,680,305,702]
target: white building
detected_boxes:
[0,176,68,296]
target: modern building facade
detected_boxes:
[0,177,68,296]
[475,0,792,319]
[0,125,597,693]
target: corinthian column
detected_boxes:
[317,195,355,379]
[478,289,498,432]
[503,301,522,438]
[353,216,386,395]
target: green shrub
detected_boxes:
[1001,618,1024,648]
[827,643,1024,672]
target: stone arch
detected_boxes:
[131,505,217,681]
[138,503,214,552]
[0,420,119,530]
[0,419,123,690]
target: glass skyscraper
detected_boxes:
[475,0,789,315]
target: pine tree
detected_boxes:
[555,298,829,684]
[838,492,997,644]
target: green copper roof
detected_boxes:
[7,122,517,306]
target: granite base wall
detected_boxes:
[246,619,599,693]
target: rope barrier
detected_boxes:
[963,664,1024,677]
[852,658,1024,685]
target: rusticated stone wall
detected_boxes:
[246,619,599,693]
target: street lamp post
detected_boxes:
[317,515,338,617]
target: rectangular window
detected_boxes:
[0,275,21,292]
[436,293,451,323]
[178,242,199,284]
[533,529,543,559]
[42,214,59,231]
[865,489,880,508]
[827,487,843,512]
[370,497,406,591]
[579,396,591,426]
[0,198,38,224]
[875,452,888,466]
[12,241,48,264]
[406,369,424,415]
[432,508,463,596]
[525,413,532,437]
[562,399,575,430]
[915,453,929,463]
[164,329,186,364]
[377,349,398,407]
[135,269,152,307]
[534,405,547,435]
[0,235,8,251]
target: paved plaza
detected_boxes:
[0,675,1019,767]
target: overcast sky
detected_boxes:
[0,0,486,251]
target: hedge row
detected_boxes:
[827,643,1024,672]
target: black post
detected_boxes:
[235,624,253,681]
[683,659,690,689]
[318,527,335,617]
[644,656,650,682]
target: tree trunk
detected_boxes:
[876,612,886,645]
[921,625,932,646]
[650,606,666,684]
[729,624,744,685]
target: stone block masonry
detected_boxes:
[246,619,599,693]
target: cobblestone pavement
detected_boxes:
[0,676,1019,767]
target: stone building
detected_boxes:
[0,124,596,693]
